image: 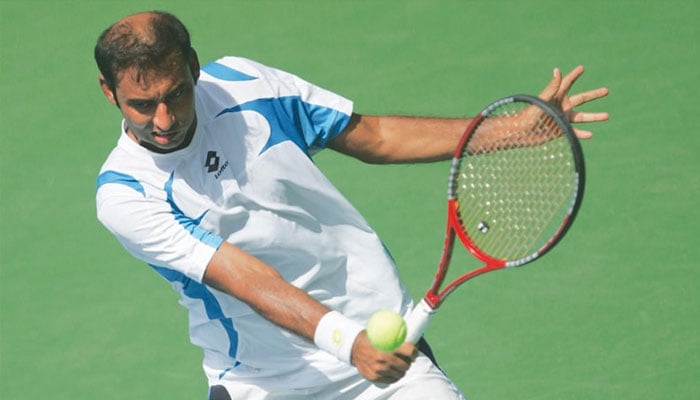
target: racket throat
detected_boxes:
[425,293,441,308]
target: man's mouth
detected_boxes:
[153,130,178,144]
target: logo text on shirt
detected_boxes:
[205,151,229,179]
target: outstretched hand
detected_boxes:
[538,66,609,139]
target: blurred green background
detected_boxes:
[1,0,698,398]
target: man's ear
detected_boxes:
[99,74,118,106]
[189,48,201,82]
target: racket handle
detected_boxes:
[405,299,436,344]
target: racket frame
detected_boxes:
[406,94,585,343]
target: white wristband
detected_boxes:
[314,311,364,364]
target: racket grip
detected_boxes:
[405,299,436,344]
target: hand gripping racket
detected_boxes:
[405,94,585,343]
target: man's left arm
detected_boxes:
[328,66,608,164]
[328,114,468,164]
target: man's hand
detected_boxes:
[538,66,609,139]
[351,331,419,384]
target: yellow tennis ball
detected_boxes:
[366,310,407,352]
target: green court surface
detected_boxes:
[1,1,698,398]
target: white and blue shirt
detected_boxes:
[96,57,412,389]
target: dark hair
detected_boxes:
[94,11,194,93]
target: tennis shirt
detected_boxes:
[96,56,413,389]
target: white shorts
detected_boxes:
[208,353,466,400]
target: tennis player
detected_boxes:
[94,11,608,400]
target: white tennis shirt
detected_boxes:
[96,57,413,389]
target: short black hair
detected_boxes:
[94,11,194,93]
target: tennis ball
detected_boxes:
[366,309,407,352]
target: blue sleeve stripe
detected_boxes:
[149,264,240,361]
[216,96,351,156]
[202,61,258,81]
[283,96,351,149]
[96,170,145,196]
[164,172,224,249]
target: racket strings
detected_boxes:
[454,102,577,262]
[475,136,570,258]
[500,116,573,258]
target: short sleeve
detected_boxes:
[96,178,223,283]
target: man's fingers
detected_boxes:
[368,360,408,384]
[538,67,562,101]
[569,87,610,108]
[393,342,418,363]
[557,65,585,98]
[373,345,416,383]
[573,128,593,139]
[570,110,610,123]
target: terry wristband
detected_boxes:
[314,311,364,364]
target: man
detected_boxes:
[94,11,608,400]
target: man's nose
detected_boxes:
[153,102,174,131]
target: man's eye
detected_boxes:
[168,88,186,102]
[133,102,154,112]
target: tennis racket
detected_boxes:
[405,94,585,343]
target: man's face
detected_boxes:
[103,61,197,153]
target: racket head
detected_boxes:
[408,94,586,340]
[449,94,585,269]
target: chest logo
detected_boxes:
[205,151,229,179]
[204,151,220,173]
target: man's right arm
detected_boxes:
[202,241,329,341]
[202,241,416,383]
